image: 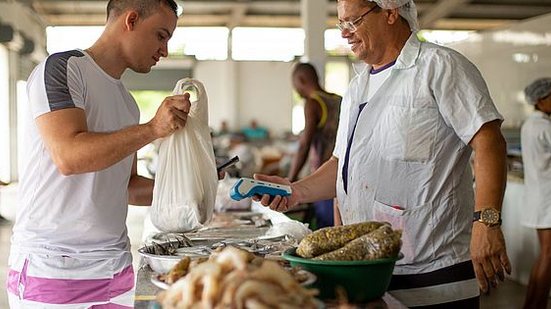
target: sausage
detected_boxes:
[296,221,385,258]
[313,225,402,261]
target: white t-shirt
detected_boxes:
[12,50,139,259]
[334,34,503,274]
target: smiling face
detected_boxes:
[338,0,386,64]
[121,3,178,73]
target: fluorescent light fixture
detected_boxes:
[231,27,304,61]
[493,30,551,46]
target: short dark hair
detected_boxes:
[107,0,178,21]
[293,63,320,84]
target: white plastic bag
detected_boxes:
[150,78,218,232]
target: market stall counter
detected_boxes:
[134,264,408,308]
[134,206,408,308]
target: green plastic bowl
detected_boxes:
[282,247,403,303]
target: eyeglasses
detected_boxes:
[336,6,379,33]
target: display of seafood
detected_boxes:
[139,212,301,274]
[157,247,318,309]
[156,248,315,287]
[141,234,297,258]
[141,233,194,256]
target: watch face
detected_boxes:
[481,209,500,224]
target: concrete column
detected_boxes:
[224,60,240,130]
[226,30,240,130]
[301,0,327,85]
[8,50,18,181]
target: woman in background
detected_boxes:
[521,77,551,309]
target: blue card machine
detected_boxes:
[230,178,292,201]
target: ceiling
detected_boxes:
[20,0,551,31]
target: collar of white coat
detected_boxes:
[533,110,551,120]
[352,31,421,76]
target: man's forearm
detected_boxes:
[469,121,511,293]
[46,123,157,175]
[472,126,507,211]
[294,156,338,204]
[128,175,154,206]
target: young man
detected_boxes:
[7,1,187,307]
[288,63,341,228]
[255,0,511,307]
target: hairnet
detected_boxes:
[524,78,551,105]
[369,0,419,31]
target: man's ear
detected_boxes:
[385,8,401,25]
[124,11,139,30]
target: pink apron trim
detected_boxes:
[108,265,134,299]
[6,264,134,305]
[90,303,134,309]
[6,258,29,296]
[7,270,20,296]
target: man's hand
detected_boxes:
[252,174,301,212]
[148,93,191,138]
[471,222,511,293]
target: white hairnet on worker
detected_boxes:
[369,0,419,31]
[524,77,551,105]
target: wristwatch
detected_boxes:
[473,208,502,227]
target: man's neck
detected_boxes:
[306,85,324,98]
[370,30,412,70]
[86,43,126,79]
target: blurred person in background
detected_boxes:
[7,0,187,307]
[218,120,231,136]
[242,119,270,142]
[521,77,551,309]
[288,62,342,228]
[254,0,511,307]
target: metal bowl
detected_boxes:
[138,241,212,274]
[138,249,184,274]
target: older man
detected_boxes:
[8,0,188,307]
[255,0,511,307]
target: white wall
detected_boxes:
[238,62,294,134]
[448,13,551,128]
[196,61,294,135]
[0,45,9,182]
[0,2,47,63]
[0,2,47,182]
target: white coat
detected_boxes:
[521,111,551,228]
[333,34,503,275]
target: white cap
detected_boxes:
[524,78,551,105]
[369,0,419,31]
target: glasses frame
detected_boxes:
[337,5,379,33]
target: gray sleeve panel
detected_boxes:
[44,50,85,111]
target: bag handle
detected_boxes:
[172,78,209,122]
